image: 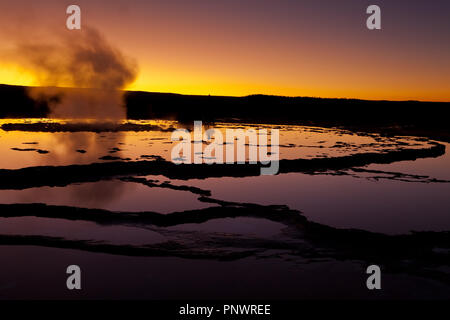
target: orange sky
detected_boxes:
[1,0,449,102]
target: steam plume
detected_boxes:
[15,27,138,120]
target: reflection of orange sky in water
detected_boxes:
[0,119,436,170]
[0,119,449,234]
[0,180,212,214]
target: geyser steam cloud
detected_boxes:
[14,27,138,120]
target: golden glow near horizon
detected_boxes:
[125,69,450,102]
[1,54,449,101]
[3,65,447,102]
[2,41,449,102]
[0,64,35,87]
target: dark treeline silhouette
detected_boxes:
[0,84,50,117]
[125,90,449,125]
[1,84,449,139]
[125,89,450,140]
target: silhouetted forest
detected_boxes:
[0,84,50,117]
[1,84,449,140]
[125,90,449,125]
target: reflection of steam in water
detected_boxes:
[49,130,125,162]
[12,180,133,209]
[61,180,129,207]
[43,131,128,204]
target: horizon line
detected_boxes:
[1,83,449,104]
